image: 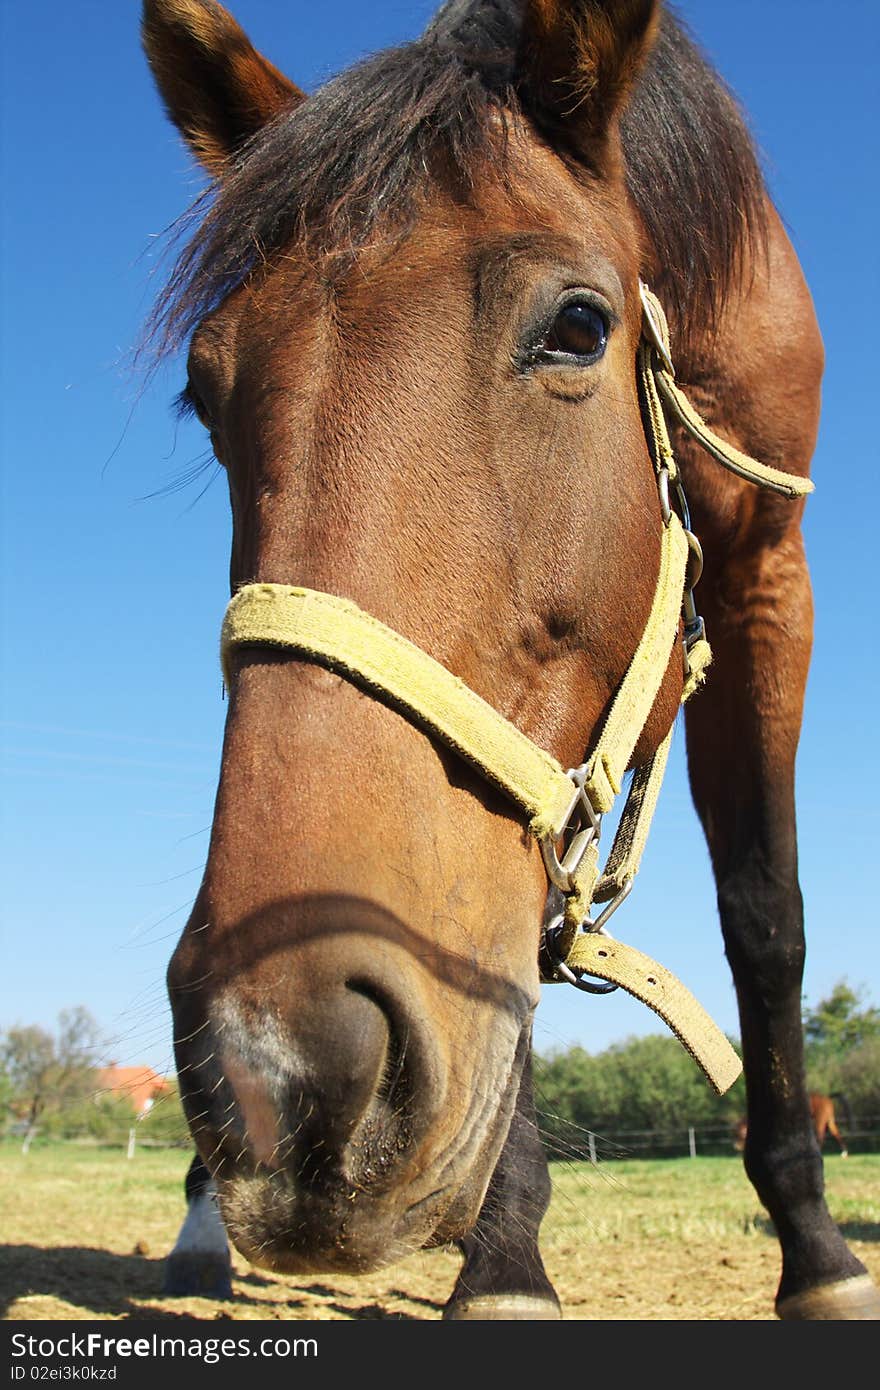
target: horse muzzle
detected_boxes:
[168,894,529,1271]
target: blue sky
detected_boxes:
[1,1,877,1082]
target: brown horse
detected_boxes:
[735,1094,850,1158]
[141,0,879,1318]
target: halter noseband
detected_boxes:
[219,282,811,1096]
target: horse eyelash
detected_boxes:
[174,386,197,421]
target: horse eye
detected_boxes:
[542,302,608,361]
[183,381,212,428]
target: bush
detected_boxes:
[534,1033,746,1156]
[30,1086,191,1147]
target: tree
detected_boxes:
[534,1032,745,1156]
[0,1052,17,1125]
[1,1006,103,1146]
[803,981,880,1051]
[803,981,880,1107]
[531,981,880,1158]
[2,1026,56,1131]
[137,1082,191,1146]
[837,1037,880,1120]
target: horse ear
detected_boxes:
[516,0,660,165]
[141,0,305,177]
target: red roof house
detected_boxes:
[96,1064,172,1117]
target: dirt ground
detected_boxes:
[2,1148,878,1322]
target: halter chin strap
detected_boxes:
[219,282,811,1097]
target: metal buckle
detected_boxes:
[682,592,706,651]
[658,467,672,525]
[539,764,601,894]
[658,469,707,652]
[591,876,634,933]
[540,913,619,995]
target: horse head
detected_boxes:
[144,0,686,1274]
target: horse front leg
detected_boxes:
[443,1037,562,1319]
[163,1151,233,1298]
[685,530,879,1319]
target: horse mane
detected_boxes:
[146,1,767,361]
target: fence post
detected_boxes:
[588,1131,598,1165]
[688,1126,696,1158]
[127,1127,136,1160]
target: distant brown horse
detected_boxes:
[140,0,879,1319]
[735,1094,849,1158]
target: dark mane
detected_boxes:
[146,1,767,360]
[620,11,768,341]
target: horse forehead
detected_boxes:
[243,126,639,329]
[235,216,636,370]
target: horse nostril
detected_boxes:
[282,982,394,1150]
[345,976,411,1109]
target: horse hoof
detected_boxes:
[162,1252,234,1299]
[443,1293,562,1320]
[777,1274,880,1320]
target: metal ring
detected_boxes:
[673,476,693,531]
[684,528,704,589]
[541,915,619,995]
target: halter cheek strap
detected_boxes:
[218,283,811,1097]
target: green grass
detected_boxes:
[544,1152,880,1242]
[3,1143,877,1249]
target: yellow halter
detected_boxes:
[219,283,811,1096]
